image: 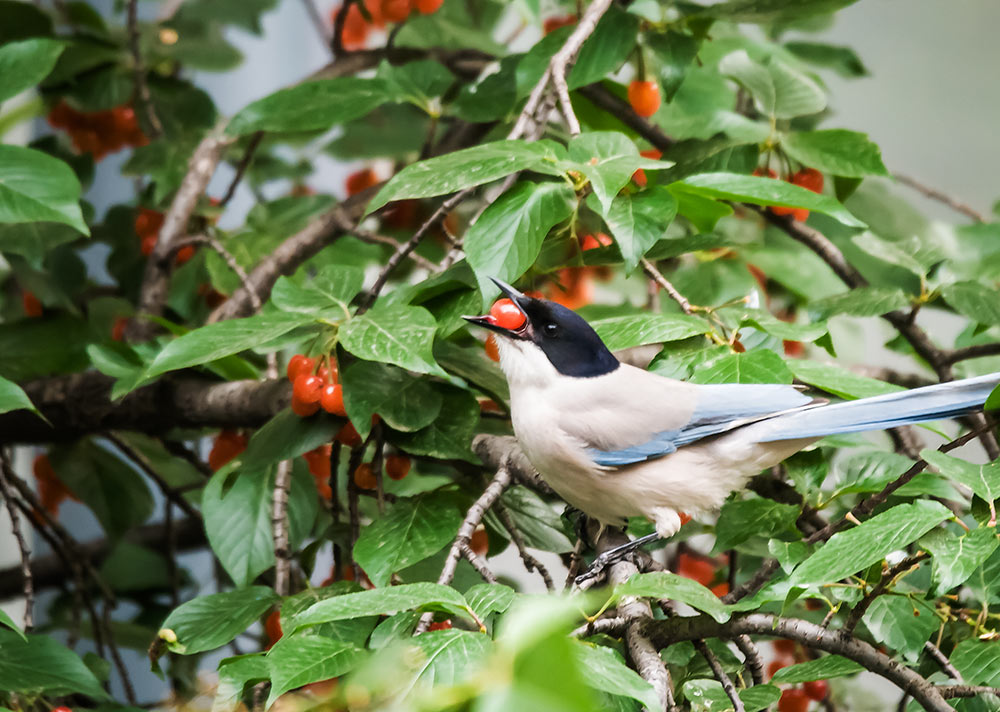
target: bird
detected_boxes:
[464,278,1000,583]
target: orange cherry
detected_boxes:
[489,299,525,330]
[320,384,347,416]
[353,462,377,490]
[384,454,411,481]
[628,80,661,118]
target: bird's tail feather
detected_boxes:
[755,372,1000,442]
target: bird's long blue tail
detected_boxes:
[756,372,1000,442]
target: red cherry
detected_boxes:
[414,0,444,13]
[111,316,128,342]
[469,528,488,556]
[320,384,347,416]
[791,167,824,193]
[489,299,526,330]
[291,395,320,417]
[336,422,362,447]
[174,245,196,265]
[51,707,73,712]
[778,688,809,712]
[135,208,164,237]
[47,102,75,129]
[774,639,796,656]
[543,13,576,34]
[141,234,158,256]
[293,374,324,404]
[286,354,316,382]
[633,149,662,187]
[362,0,386,27]
[384,454,411,481]
[354,462,376,490]
[306,453,331,481]
[22,291,42,317]
[628,80,661,118]
[316,361,338,384]
[380,0,410,22]
[803,680,828,701]
[580,232,613,250]
[678,512,692,526]
[711,582,729,597]
[427,619,452,631]
[484,334,500,362]
[264,610,282,649]
[345,168,378,196]
[767,659,789,679]
[338,3,369,50]
[677,553,715,587]
[752,167,778,179]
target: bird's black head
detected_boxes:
[463,278,620,378]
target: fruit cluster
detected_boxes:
[208,430,248,471]
[675,545,730,597]
[287,354,346,417]
[753,166,825,221]
[333,0,444,51]
[770,639,830,711]
[47,101,147,161]
[353,453,411,489]
[134,207,196,264]
[303,444,333,499]
[32,454,77,516]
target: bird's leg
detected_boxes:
[574,532,661,586]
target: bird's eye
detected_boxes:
[544,323,559,336]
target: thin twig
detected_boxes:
[353,229,438,271]
[0,450,33,630]
[894,173,984,223]
[495,502,554,591]
[693,638,745,712]
[126,0,163,139]
[641,257,695,315]
[571,615,628,638]
[272,460,293,596]
[219,132,263,208]
[924,640,964,681]
[459,542,497,584]
[843,553,928,633]
[944,342,1000,365]
[104,433,200,520]
[102,601,137,704]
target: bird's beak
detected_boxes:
[462,277,533,338]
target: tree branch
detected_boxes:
[0,449,33,629]
[272,460,292,596]
[641,257,695,315]
[126,0,164,140]
[893,173,984,223]
[734,634,765,686]
[693,638,744,712]
[218,131,263,208]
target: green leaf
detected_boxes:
[241,410,342,469]
[265,636,365,707]
[714,497,800,552]
[691,349,793,384]
[292,583,474,630]
[646,31,700,101]
[739,308,829,343]
[269,265,364,316]
[465,181,576,305]
[354,493,464,588]
[567,5,639,90]
[987,384,1000,412]
[786,360,904,399]
[0,629,110,700]
[0,610,24,642]
[614,572,731,623]
[159,586,279,655]
[341,361,442,437]
[340,304,442,376]
[941,281,1000,326]
[792,500,952,586]
[784,41,869,78]
[99,541,171,592]
[851,232,926,277]
[214,655,270,712]
[376,59,454,109]
[673,172,865,227]
[572,642,660,712]
[782,129,888,178]
[0,375,37,416]
[0,38,64,104]
[590,313,710,351]
[669,188,734,232]
[596,186,678,272]
[365,140,565,214]
[683,679,780,712]
[719,50,775,117]
[494,485,575,554]
[950,639,1000,687]
[567,132,673,214]
[921,526,1000,593]
[921,450,1000,505]
[719,51,826,119]
[226,78,391,135]
[701,0,860,23]
[405,629,493,690]
[464,583,516,620]
[861,594,938,661]
[808,287,910,319]
[391,386,480,461]
[202,468,275,587]
[771,655,863,683]
[0,145,88,234]
[50,440,154,539]
[144,311,313,381]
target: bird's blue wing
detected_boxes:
[587,383,814,467]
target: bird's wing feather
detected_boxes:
[554,366,816,467]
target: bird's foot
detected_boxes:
[573,532,661,587]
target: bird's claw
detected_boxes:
[573,551,615,587]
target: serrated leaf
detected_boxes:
[340,304,443,376]
[921,526,1000,593]
[265,636,365,707]
[0,145,88,234]
[0,629,110,700]
[567,131,673,214]
[767,56,827,119]
[851,232,926,277]
[269,264,363,316]
[861,594,938,661]
[615,572,731,623]
[354,493,463,588]
[941,281,1000,326]
[691,349,793,384]
[0,38,64,104]
[590,313,710,351]
[292,583,474,630]
[464,584,516,620]
[921,450,1000,504]
[808,287,910,319]
[739,308,828,342]
[772,655,863,683]
[0,375,37,416]
[714,497,800,552]
[341,361,442,437]
[159,586,278,655]
[573,642,660,712]
[227,78,392,135]
[782,129,888,178]
[405,629,493,691]
[366,140,566,214]
[950,639,1000,687]
[595,186,678,272]
[673,172,864,227]
[465,181,575,306]
[792,500,952,586]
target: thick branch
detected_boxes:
[272,460,293,596]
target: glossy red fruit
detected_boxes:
[427,619,452,631]
[354,462,377,490]
[291,395,320,417]
[264,610,282,649]
[174,245,196,265]
[293,374,324,404]
[767,659,789,679]
[415,0,443,14]
[778,688,809,712]
[381,0,411,22]
[22,291,42,317]
[305,446,332,481]
[140,234,158,256]
[339,4,369,50]
[316,361,338,384]
[792,167,824,193]
[345,167,378,196]
[484,334,500,362]
[287,354,316,382]
[489,298,526,330]
[543,13,576,34]
[677,553,715,587]
[362,0,386,27]
[384,454,411,481]
[469,527,488,556]
[51,707,73,712]
[752,167,778,179]
[320,384,347,416]
[633,149,662,187]
[711,582,729,597]
[628,80,661,118]
[47,102,75,129]
[580,232,613,250]
[336,422,362,447]
[803,679,829,701]
[208,430,248,471]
